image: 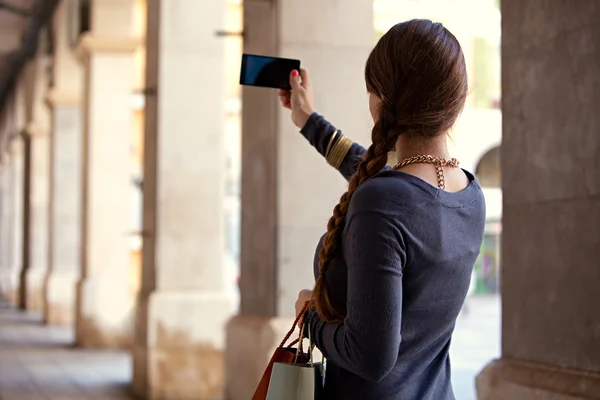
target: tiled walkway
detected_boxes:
[0,300,133,400]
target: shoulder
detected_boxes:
[343,175,409,260]
[348,171,434,216]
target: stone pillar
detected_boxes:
[0,99,15,301]
[8,137,25,306]
[8,87,27,309]
[476,1,600,399]
[24,57,52,314]
[44,95,82,325]
[43,0,83,326]
[225,1,374,399]
[131,1,236,398]
[25,130,50,313]
[0,152,11,299]
[74,0,140,348]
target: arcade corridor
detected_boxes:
[0,299,131,400]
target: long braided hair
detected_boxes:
[312,20,469,322]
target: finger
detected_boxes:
[299,68,311,89]
[280,91,291,101]
[289,69,304,91]
[278,89,290,96]
[279,95,291,109]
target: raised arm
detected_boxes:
[280,69,391,181]
[304,180,406,382]
[300,113,368,181]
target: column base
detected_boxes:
[0,269,13,301]
[75,277,135,349]
[0,270,10,300]
[225,314,304,400]
[26,268,46,313]
[9,266,22,307]
[132,291,237,400]
[476,358,600,400]
[9,290,20,307]
[44,270,78,325]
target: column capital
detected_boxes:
[8,138,24,156]
[45,89,81,109]
[75,33,142,61]
[23,122,50,138]
[0,153,10,166]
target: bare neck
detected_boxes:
[394,134,450,164]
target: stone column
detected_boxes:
[225,1,374,399]
[8,137,25,307]
[476,1,600,399]
[0,100,15,301]
[0,151,11,299]
[131,1,236,398]
[74,0,140,348]
[7,86,27,309]
[25,130,50,313]
[24,57,52,314]
[44,96,82,325]
[43,0,83,326]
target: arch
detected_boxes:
[475,145,500,187]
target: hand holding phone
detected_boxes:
[240,54,301,90]
[239,53,314,128]
[278,69,315,129]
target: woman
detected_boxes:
[279,19,486,399]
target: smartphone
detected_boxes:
[240,53,301,90]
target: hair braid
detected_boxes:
[313,106,399,323]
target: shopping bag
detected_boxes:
[252,302,324,400]
[266,316,324,400]
[266,361,324,400]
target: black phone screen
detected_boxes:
[240,54,301,90]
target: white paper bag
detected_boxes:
[266,362,321,400]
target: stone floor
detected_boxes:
[0,299,133,400]
[0,295,500,400]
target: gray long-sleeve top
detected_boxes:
[301,113,486,400]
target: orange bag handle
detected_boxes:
[250,301,313,400]
[279,300,311,350]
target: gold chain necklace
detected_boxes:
[392,155,460,190]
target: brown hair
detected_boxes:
[313,19,468,322]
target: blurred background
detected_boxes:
[0,0,597,400]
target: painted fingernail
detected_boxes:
[292,70,298,77]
